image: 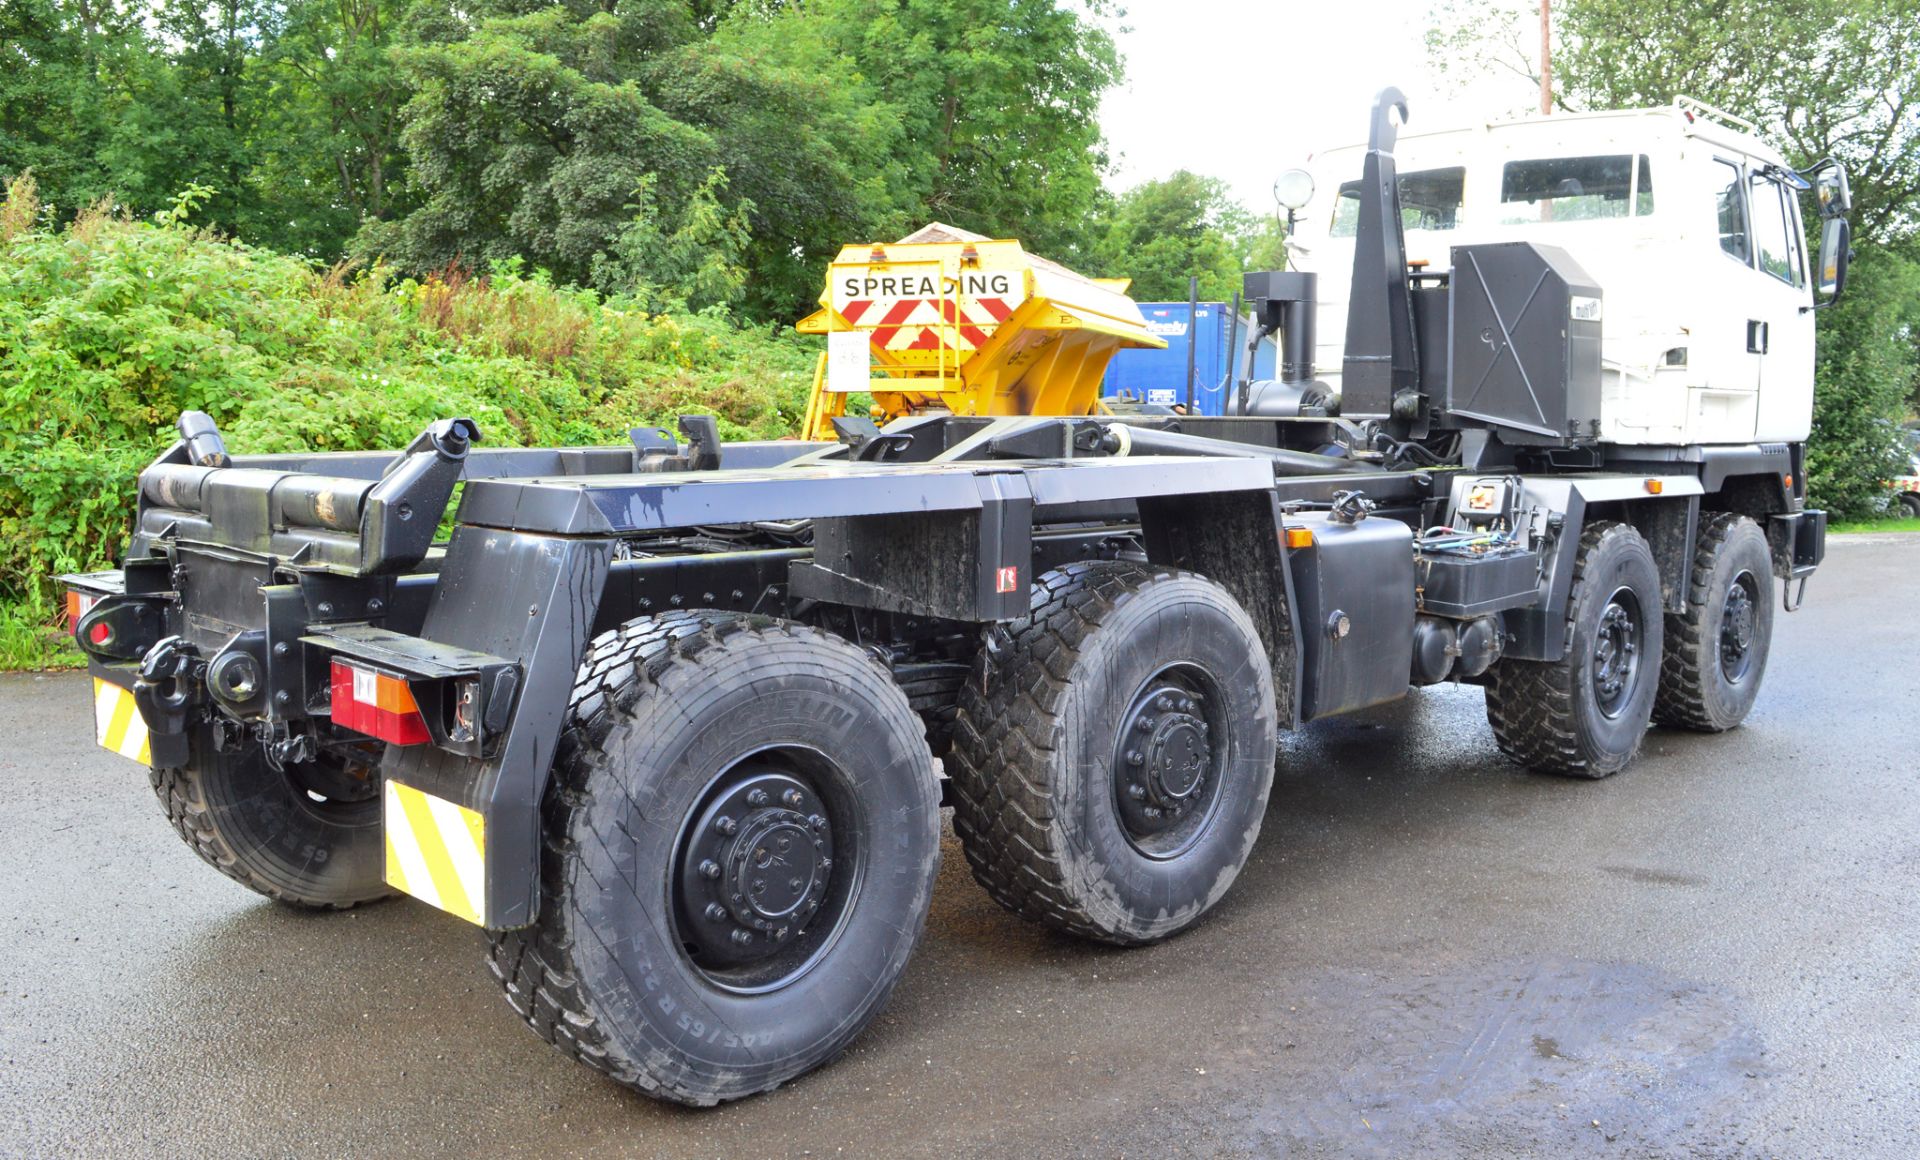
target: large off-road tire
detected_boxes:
[1485,521,1664,778]
[487,611,940,1106]
[1900,493,1920,519]
[948,561,1277,946]
[1653,514,1775,732]
[151,737,391,908]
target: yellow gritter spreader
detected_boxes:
[795,223,1166,439]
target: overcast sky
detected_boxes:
[1097,0,1539,213]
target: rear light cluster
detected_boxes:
[65,589,107,645]
[330,660,429,746]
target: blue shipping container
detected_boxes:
[1102,302,1278,416]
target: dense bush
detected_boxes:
[1806,251,1920,518]
[0,176,816,666]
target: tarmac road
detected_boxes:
[3,533,1917,1159]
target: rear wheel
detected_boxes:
[948,561,1277,946]
[151,737,391,908]
[1654,513,1775,732]
[1485,522,1663,778]
[1900,493,1920,519]
[487,611,939,1105]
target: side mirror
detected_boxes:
[1816,164,1852,218]
[1817,216,1850,304]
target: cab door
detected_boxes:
[1688,156,1762,442]
[1746,169,1817,441]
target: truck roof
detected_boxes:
[1307,97,1786,171]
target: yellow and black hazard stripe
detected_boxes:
[383,779,488,926]
[93,678,151,766]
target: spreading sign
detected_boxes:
[827,263,1029,374]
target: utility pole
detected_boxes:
[1539,0,1553,114]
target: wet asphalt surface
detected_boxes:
[2,533,1917,1158]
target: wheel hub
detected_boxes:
[1592,594,1641,717]
[1720,577,1757,681]
[677,771,832,967]
[1116,684,1213,837]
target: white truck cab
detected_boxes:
[1284,99,1841,447]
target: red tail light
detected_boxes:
[330,660,430,746]
[65,589,100,632]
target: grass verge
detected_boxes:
[1828,516,1920,534]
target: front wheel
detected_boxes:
[487,612,940,1105]
[1485,522,1664,778]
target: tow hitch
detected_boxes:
[130,636,203,768]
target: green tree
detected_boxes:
[1805,251,1920,515]
[1087,171,1248,302]
[646,6,922,317]
[248,0,414,256]
[821,0,1123,263]
[365,1,713,286]
[0,0,152,215]
[140,0,282,234]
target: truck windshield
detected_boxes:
[1330,167,1466,237]
[1500,155,1654,223]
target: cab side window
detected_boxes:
[1498,154,1652,224]
[1747,171,1805,287]
[1329,167,1467,237]
[1713,159,1749,263]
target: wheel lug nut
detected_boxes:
[1136,717,1155,732]
[752,878,766,894]
[808,814,827,831]
[1144,806,1162,819]
[783,789,804,807]
[715,815,738,835]
[820,857,833,870]
[1157,695,1174,711]
[704,903,727,921]
[698,859,721,879]
[1127,784,1146,800]
[1180,698,1195,713]
[1126,750,1143,766]
[789,877,803,891]
[730,929,752,945]
[747,789,769,807]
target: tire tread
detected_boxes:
[1485,521,1650,778]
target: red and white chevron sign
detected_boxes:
[832,270,1027,352]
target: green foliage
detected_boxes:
[1081,172,1290,303]
[4,1,1129,321]
[1086,172,1245,302]
[1805,251,1920,517]
[816,0,1123,264]
[591,167,755,312]
[0,174,817,650]
[1828,516,1920,534]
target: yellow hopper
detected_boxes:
[795,223,1167,440]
